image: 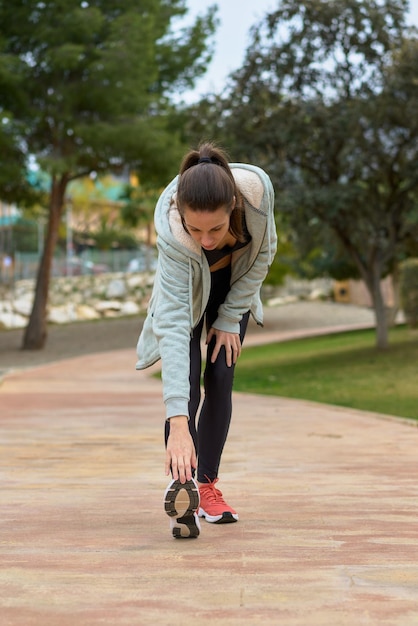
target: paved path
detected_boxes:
[1,303,418,625]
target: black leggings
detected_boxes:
[165,265,250,483]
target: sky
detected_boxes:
[183,0,418,102]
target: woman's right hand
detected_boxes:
[165,415,197,483]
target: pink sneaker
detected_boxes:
[198,478,239,524]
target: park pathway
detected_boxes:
[1,339,418,625]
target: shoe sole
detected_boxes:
[164,478,200,538]
[198,508,239,524]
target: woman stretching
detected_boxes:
[136,141,277,538]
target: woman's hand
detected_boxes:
[165,415,197,484]
[206,327,242,367]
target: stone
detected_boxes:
[309,288,330,301]
[0,270,152,327]
[126,273,154,289]
[95,300,122,312]
[12,296,34,316]
[106,279,126,299]
[0,311,27,329]
[48,304,78,324]
[120,300,140,316]
[76,305,101,321]
[0,301,12,313]
[267,295,298,307]
[103,309,121,318]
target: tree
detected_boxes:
[0,121,41,208]
[206,0,418,348]
[118,179,159,248]
[0,0,217,349]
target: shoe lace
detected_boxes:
[200,477,225,504]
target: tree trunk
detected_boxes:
[21,176,68,350]
[366,263,389,350]
[387,264,400,327]
[347,241,390,349]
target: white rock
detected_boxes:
[95,300,122,312]
[0,311,28,329]
[48,304,78,324]
[120,300,140,316]
[1,271,154,325]
[12,296,34,316]
[14,280,33,297]
[0,301,12,313]
[103,309,121,318]
[266,295,298,307]
[106,279,126,299]
[61,282,74,294]
[126,273,154,289]
[309,288,329,301]
[76,305,101,320]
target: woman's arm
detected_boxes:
[151,247,194,418]
[151,247,198,481]
[165,415,197,484]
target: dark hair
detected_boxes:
[177,141,246,242]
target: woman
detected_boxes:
[136,141,277,538]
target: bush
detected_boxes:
[400,258,418,328]
[12,218,39,252]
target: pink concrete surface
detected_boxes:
[1,347,418,625]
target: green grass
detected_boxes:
[234,326,418,421]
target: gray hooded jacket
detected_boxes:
[136,163,277,420]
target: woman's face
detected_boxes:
[183,205,232,250]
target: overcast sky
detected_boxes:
[183,0,418,102]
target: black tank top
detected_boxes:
[203,239,249,267]
[203,213,251,267]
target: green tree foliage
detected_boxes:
[66,174,139,250]
[119,181,159,247]
[0,120,41,206]
[189,0,418,349]
[0,0,217,348]
[10,218,39,253]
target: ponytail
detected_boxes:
[177,141,246,242]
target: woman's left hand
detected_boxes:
[206,327,242,367]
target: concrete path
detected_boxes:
[1,337,418,625]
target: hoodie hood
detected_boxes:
[154,175,201,263]
[154,164,273,263]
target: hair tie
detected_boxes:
[198,157,212,164]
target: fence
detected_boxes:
[0,247,157,284]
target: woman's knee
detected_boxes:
[204,353,234,391]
